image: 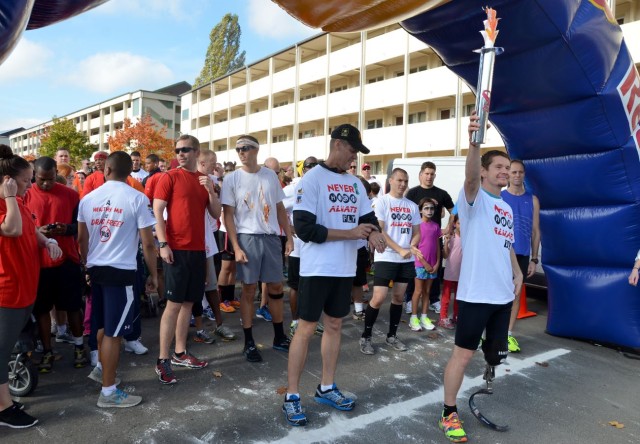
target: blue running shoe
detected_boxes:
[314,384,355,411]
[282,395,307,426]
[256,305,272,322]
[202,306,216,321]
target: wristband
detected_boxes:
[46,238,58,246]
[530,258,539,264]
[633,267,639,271]
[4,195,16,198]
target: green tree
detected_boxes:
[194,13,246,88]
[39,117,95,166]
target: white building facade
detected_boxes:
[182,0,640,176]
[9,82,190,158]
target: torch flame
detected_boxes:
[480,7,500,47]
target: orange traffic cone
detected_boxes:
[516,285,536,319]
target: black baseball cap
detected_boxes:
[330,124,370,154]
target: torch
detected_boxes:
[472,7,503,145]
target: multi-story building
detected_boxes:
[182,0,640,176]
[9,82,191,158]
[0,128,24,147]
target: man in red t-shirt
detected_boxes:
[152,135,221,385]
[24,157,88,372]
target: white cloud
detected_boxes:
[247,0,318,40]
[0,38,53,83]
[94,0,197,21]
[63,52,174,94]
[0,116,45,132]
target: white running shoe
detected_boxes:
[124,340,149,355]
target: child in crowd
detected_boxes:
[439,215,461,329]
[410,198,441,331]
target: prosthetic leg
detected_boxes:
[468,339,509,431]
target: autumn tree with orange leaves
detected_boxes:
[107,113,175,161]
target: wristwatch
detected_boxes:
[158,242,168,248]
[530,258,539,264]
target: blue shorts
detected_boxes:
[415,267,438,280]
[91,283,135,338]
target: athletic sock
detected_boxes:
[73,336,83,347]
[101,384,117,396]
[388,303,402,337]
[354,302,364,312]
[243,327,254,346]
[362,305,380,338]
[508,330,512,336]
[273,322,286,342]
[286,392,300,401]
[320,384,334,393]
[443,404,458,417]
[174,351,185,358]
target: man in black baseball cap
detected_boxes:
[330,124,370,154]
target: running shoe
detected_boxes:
[385,335,408,351]
[508,335,521,353]
[273,336,291,352]
[282,395,307,426]
[229,299,241,308]
[155,360,177,385]
[97,389,142,408]
[171,351,208,368]
[409,316,422,332]
[429,301,442,314]
[189,315,196,327]
[214,325,236,341]
[194,330,216,344]
[12,401,24,411]
[219,301,236,313]
[55,331,74,344]
[405,301,413,314]
[352,311,365,321]
[202,306,216,321]
[88,366,120,385]
[38,352,54,373]
[359,337,374,355]
[256,305,272,322]
[0,404,38,429]
[289,321,298,337]
[420,316,436,331]
[243,342,263,362]
[438,318,455,330]
[439,411,468,443]
[124,339,149,355]
[74,348,89,368]
[314,384,355,411]
[315,322,324,336]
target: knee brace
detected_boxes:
[482,338,508,366]
[268,292,284,300]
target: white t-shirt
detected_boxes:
[220,167,284,235]
[456,187,515,304]
[130,169,149,183]
[78,181,156,270]
[283,178,302,258]
[294,165,373,277]
[374,194,420,263]
[204,174,219,258]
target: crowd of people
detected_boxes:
[0,114,571,442]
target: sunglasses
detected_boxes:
[304,162,317,169]
[224,168,234,172]
[423,206,436,211]
[349,165,357,169]
[362,167,371,170]
[236,146,255,153]
[175,147,195,154]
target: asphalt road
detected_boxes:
[5,288,640,444]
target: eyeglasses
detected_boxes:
[362,167,371,171]
[304,162,317,169]
[236,146,255,153]
[224,168,234,173]
[175,147,195,154]
[349,165,356,170]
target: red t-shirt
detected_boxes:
[154,168,208,251]
[144,172,164,204]
[0,198,40,308]
[24,183,80,267]
[81,171,144,199]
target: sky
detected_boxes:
[0,0,319,132]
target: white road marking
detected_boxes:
[260,348,571,444]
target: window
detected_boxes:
[464,104,475,117]
[367,75,384,84]
[409,65,427,74]
[395,116,403,126]
[408,112,426,124]
[300,93,316,101]
[216,144,226,151]
[395,71,404,77]
[273,100,289,108]
[272,134,287,143]
[330,85,347,93]
[367,119,383,129]
[299,130,315,139]
[132,99,140,116]
[439,108,453,120]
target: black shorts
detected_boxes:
[163,250,206,304]
[298,276,353,322]
[218,231,235,261]
[287,256,300,290]
[373,261,415,287]
[454,300,512,351]
[34,260,83,315]
[353,247,370,287]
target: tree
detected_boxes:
[107,113,175,161]
[194,13,246,88]
[39,117,95,166]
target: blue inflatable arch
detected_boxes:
[1,0,639,351]
[402,0,640,351]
